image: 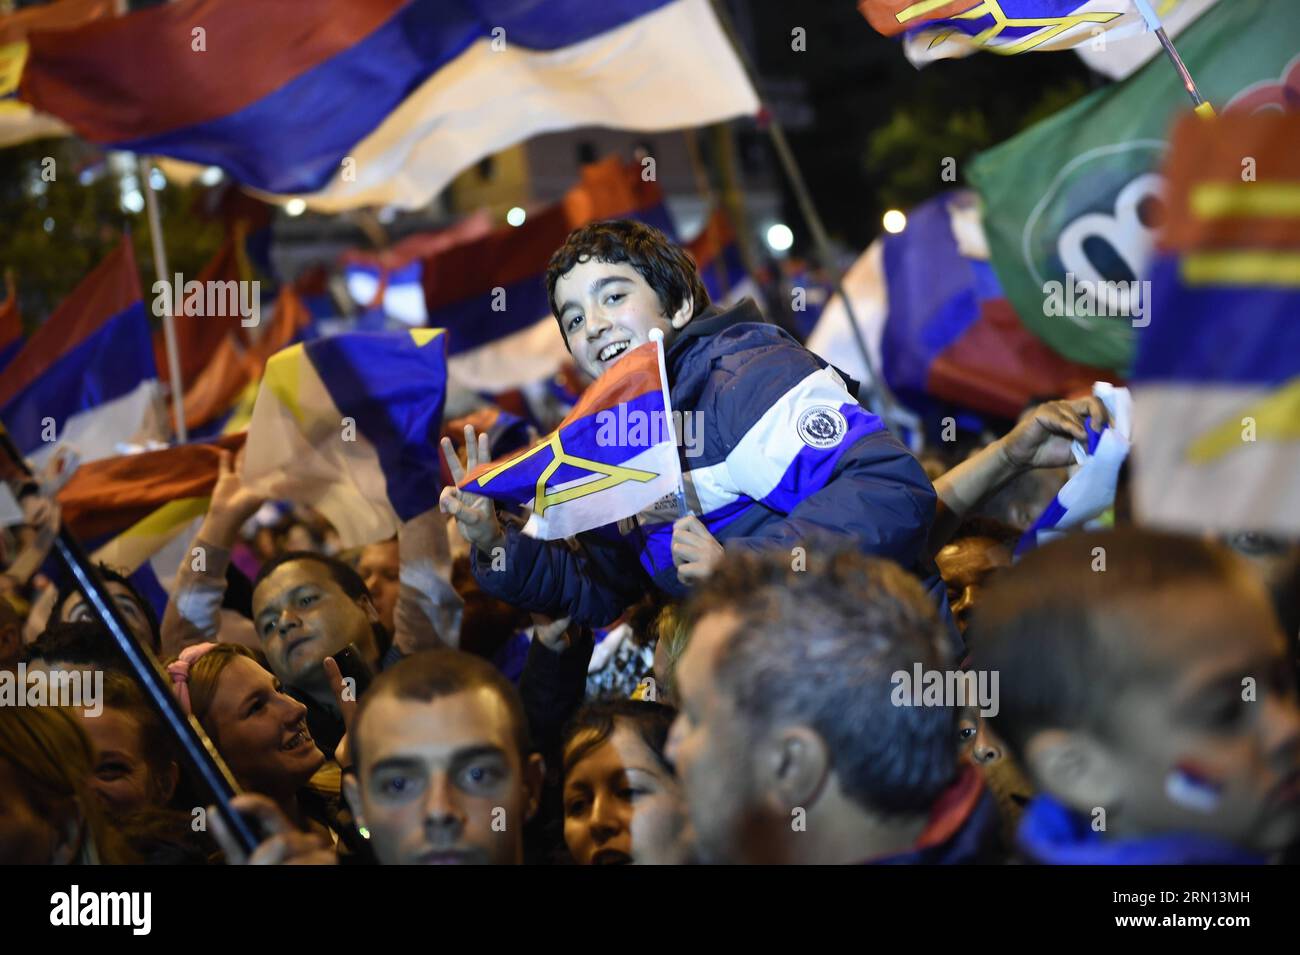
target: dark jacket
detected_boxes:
[473,300,952,638]
[868,763,1006,865]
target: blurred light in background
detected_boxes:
[148,167,166,191]
[285,198,307,217]
[765,222,793,252]
[506,206,526,227]
[883,209,907,234]
[121,190,144,213]
[43,218,54,233]
[199,166,224,186]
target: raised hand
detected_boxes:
[439,425,505,555]
[998,396,1110,472]
[209,793,336,866]
[204,448,267,544]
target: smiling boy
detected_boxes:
[441,220,946,630]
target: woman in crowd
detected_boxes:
[560,699,693,865]
[166,642,365,858]
[0,704,135,864]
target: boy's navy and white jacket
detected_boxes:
[472,299,949,630]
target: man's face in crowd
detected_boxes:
[554,260,691,380]
[77,706,175,816]
[357,540,400,635]
[667,609,773,864]
[344,688,543,865]
[1035,584,1300,854]
[563,722,693,865]
[203,656,324,796]
[61,582,154,650]
[937,536,1014,633]
[253,560,378,686]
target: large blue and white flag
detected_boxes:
[22,0,759,212]
[0,237,160,466]
[242,330,449,547]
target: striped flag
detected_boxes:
[1132,110,1300,534]
[0,237,160,466]
[0,275,22,371]
[807,192,1115,420]
[56,434,245,615]
[860,0,1194,66]
[242,330,449,547]
[19,0,758,212]
[0,0,121,148]
[459,340,683,540]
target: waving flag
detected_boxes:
[1133,111,1300,534]
[242,331,449,547]
[180,284,315,439]
[343,211,494,327]
[54,434,245,615]
[860,0,1190,66]
[0,0,121,147]
[0,277,21,372]
[966,0,1300,371]
[808,192,1113,420]
[20,0,758,212]
[0,237,160,465]
[459,341,684,540]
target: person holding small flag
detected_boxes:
[441,220,949,636]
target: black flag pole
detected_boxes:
[0,425,259,857]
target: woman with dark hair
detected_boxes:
[560,699,693,865]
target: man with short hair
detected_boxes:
[341,649,544,865]
[666,548,1002,864]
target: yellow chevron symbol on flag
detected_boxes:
[902,1,1125,54]
[1186,377,1300,464]
[474,430,659,517]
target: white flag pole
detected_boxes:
[139,155,188,443]
[649,328,689,518]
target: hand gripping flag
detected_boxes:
[1015,382,1132,557]
[242,330,448,548]
[458,340,684,540]
[859,0,1193,65]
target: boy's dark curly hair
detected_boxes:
[544,219,711,340]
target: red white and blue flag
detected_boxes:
[459,340,683,540]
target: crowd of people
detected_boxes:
[1,220,1297,866]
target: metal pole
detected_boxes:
[0,426,258,855]
[139,155,189,443]
[1132,0,1215,116]
[709,0,899,424]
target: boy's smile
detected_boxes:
[553,260,692,379]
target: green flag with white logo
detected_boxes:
[967,0,1300,372]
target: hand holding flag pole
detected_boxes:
[1132,0,1215,117]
